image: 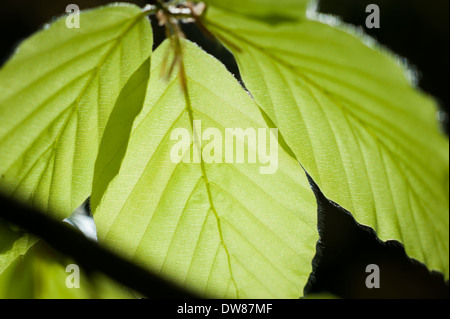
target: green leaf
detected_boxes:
[204,7,449,277]
[93,39,318,298]
[0,220,37,274]
[0,4,152,222]
[202,0,309,22]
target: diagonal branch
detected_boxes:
[0,193,198,299]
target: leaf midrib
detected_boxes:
[179,55,240,298]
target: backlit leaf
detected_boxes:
[203,6,449,277]
[93,39,318,298]
[0,3,152,273]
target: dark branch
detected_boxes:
[0,194,198,299]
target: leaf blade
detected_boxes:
[204,6,450,277]
[0,4,152,273]
[201,0,309,22]
[0,4,153,219]
[93,39,318,298]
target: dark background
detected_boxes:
[0,0,448,298]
